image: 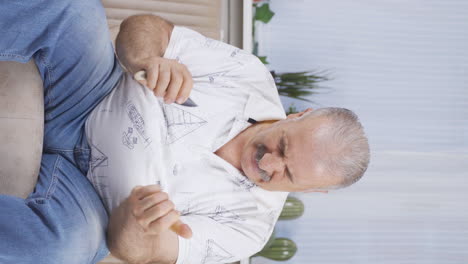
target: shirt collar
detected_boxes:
[212,92,287,152]
[242,93,287,122]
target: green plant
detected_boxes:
[271,71,329,102]
[255,238,298,261]
[252,2,275,63]
[279,196,304,220]
[286,104,298,115]
[254,3,275,23]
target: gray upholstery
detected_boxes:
[0,60,44,198]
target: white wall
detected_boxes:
[252,0,468,263]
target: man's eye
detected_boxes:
[285,169,293,183]
[279,137,286,157]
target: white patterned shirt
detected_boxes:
[85,26,288,264]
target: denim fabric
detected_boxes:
[0,154,110,264]
[0,0,122,159]
[0,0,123,262]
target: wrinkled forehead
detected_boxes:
[288,118,341,189]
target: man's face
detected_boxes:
[240,112,341,192]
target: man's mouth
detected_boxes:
[255,144,271,182]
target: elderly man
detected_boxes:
[0,0,369,264]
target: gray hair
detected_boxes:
[301,107,370,189]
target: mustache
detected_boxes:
[255,144,271,182]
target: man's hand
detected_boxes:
[132,57,193,105]
[107,185,192,264]
[115,14,194,105]
[131,184,192,238]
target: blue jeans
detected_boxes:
[0,0,123,263]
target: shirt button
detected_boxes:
[173,164,180,176]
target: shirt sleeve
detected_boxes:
[163,26,260,83]
[175,208,282,264]
[173,188,289,264]
[162,26,286,120]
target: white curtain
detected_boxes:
[252,0,468,263]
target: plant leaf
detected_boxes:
[254,3,275,23]
[258,56,269,64]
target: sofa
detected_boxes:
[0,0,222,198]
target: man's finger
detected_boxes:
[176,65,193,104]
[137,192,169,215]
[147,210,180,234]
[146,65,159,91]
[181,64,193,88]
[138,200,175,228]
[171,221,193,239]
[176,75,193,104]
[131,184,161,200]
[154,64,171,97]
[164,69,183,104]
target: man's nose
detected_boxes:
[258,152,285,175]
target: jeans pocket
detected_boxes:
[74,148,91,175]
[26,154,63,203]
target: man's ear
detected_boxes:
[286,108,313,120]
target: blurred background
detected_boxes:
[248,0,468,263]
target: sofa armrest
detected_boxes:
[0,60,44,199]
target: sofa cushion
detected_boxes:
[0,60,43,199]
